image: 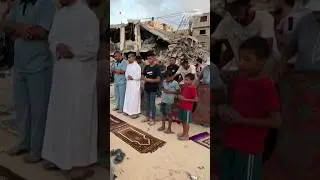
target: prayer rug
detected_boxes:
[189,132,210,149]
[110,115,166,153]
[0,166,27,180]
[110,115,127,132]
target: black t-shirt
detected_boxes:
[167,64,179,81]
[143,65,161,92]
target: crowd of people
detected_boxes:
[0,0,108,179]
[211,0,320,179]
[111,50,210,140]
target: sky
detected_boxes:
[110,0,210,29]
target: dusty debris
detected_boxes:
[197,166,205,170]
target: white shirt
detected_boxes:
[176,64,197,83]
[212,10,280,71]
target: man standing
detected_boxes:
[211,0,279,78]
[142,51,161,125]
[123,52,141,119]
[166,57,179,81]
[1,0,56,163]
[174,60,197,84]
[111,51,127,113]
[41,0,99,178]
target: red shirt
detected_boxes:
[179,84,197,111]
[225,75,280,153]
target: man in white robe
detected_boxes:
[41,0,99,178]
[123,52,141,119]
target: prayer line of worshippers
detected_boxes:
[111,50,211,140]
[0,0,109,179]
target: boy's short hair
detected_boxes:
[146,51,155,57]
[185,73,195,81]
[164,70,174,78]
[239,36,271,60]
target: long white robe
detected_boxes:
[123,61,141,115]
[42,1,99,170]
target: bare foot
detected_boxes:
[164,129,174,134]
[158,126,165,131]
[178,135,189,141]
[177,133,184,137]
[148,120,156,126]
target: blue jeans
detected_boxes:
[144,91,156,119]
[114,83,126,111]
[14,68,52,156]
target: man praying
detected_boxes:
[41,0,99,178]
[123,52,141,119]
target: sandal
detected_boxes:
[113,151,125,164]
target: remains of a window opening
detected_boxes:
[125,23,135,41]
[200,30,206,35]
[200,16,207,22]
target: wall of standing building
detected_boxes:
[190,12,210,51]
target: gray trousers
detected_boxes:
[13,68,52,156]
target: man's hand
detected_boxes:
[128,75,133,80]
[56,43,74,59]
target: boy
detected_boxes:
[218,36,281,180]
[158,71,180,133]
[177,73,198,141]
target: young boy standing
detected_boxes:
[177,73,198,141]
[218,36,281,180]
[158,71,180,133]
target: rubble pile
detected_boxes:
[159,36,209,64]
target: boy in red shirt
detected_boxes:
[218,36,282,180]
[177,73,198,141]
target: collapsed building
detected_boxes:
[110,20,209,64]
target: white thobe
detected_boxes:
[42,1,99,170]
[123,61,141,115]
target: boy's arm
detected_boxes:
[182,87,198,102]
[226,79,281,128]
[236,111,282,128]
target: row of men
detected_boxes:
[0,0,108,179]
[111,51,210,117]
[111,51,203,140]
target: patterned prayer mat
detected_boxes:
[110,115,127,132]
[110,115,166,153]
[189,132,210,149]
[0,166,27,180]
